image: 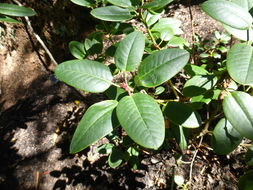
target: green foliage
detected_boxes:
[54,1,253,188]
[0,3,36,23]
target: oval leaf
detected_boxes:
[91,6,133,22]
[107,0,132,7]
[116,93,165,149]
[223,24,253,41]
[70,0,94,7]
[137,48,189,87]
[70,100,118,153]
[211,118,242,155]
[223,91,253,140]
[201,0,253,30]
[238,170,253,190]
[142,0,174,11]
[0,3,36,17]
[227,43,253,85]
[115,31,145,71]
[69,41,86,60]
[55,59,113,93]
[183,75,217,97]
[108,147,124,168]
[164,101,202,128]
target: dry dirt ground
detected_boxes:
[0,0,251,190]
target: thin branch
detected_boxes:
[12,0,58,69]
[168,80,180,100]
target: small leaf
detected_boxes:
[245,145,253,166]
[0,15,20,23]
[97,143,114,154]
[211,118,242,155]
[70,100,118,153]
[84,32,103,55]
[184,64,209,77]
[137,48,189,87]
[108,147,124,168]
[151,18,181,32]
[179,125,187,150]
[201,0,253,30]
[183,75,217,97]
[227,43,253,85]
[105,85,128,101]
[55,59,113,93]
[0,3,36,17]
[91,6,134,22]
[69,41,86,60]
[223,91,253,140]
[142,0,174,11]
[174,175,185,186]
[144,10,163,27]
[117,93,165,149]
[70,0,95,7]
[238,170,253,190]
[115,31,145,71]
[107,0,132,7]
[154,86,165,95]
[164,101,202,128]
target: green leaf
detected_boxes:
[116,93,165,149]
[97,143,114,154]
[105,85,128,101]
[238,170,253,190]
[179,125,187,150]
[151,18,181,32]
[223,24,253,41]
[0,3,36,17]
[115,31,145,71]
[107,0,132,7]
[201,0,253,30]
[84,32,103,55]
[70,100,118,153]
[137,48,189,87]
[231,0,253,11]
[142,0,174,11]
[55,59,113,93]
[91,6,134,22]
[154,86,165,95]
[0,15,20,23]
[164,101,202,128]
[70,0,95,7]
[69,41,86,60]
[227,43,253,85]
[108,147,124,168]
[143,10,163,27]
[184,64,209,77]
[183,75,217,97]
[211,118,242,155]
[223,91,253,140]
[245,145,253,166]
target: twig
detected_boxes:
[188,135,203,185]
[168,80,180,100]
[187,0,196,64]
[12,0,58,69]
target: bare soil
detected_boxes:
[0,0,251,190]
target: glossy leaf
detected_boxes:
[137,48,189,87]
[0,3,36,17]
[154,86,165,95]
[184,64,209,77]
[108,148,124,168]
[245,145,253,166]
[144,10,163,27]
[70,0,94,7]
[201,0,253,30]
[151,18,181,32]
[227,43,253,85]
[164,101,202,128]
[238,170,253,190]
[84,32,103,55]
[223,91,253,140]
[142,0,174,11]
[117,93,165,149]
[183,75,217,97]
[55,60,113,93]
[69,41,86,60]
[115,31,145,71]
[70,100,118,153]
[107,0,132,7]
[91,6,134,22]
[0,15,20,23]
[211,118,242,155]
